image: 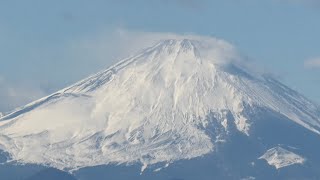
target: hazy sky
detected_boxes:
[0,0,320,112]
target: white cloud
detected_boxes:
[83,29,269,79]
[0,76,46,113]
[304,57,320,69]
[66,28,241,66]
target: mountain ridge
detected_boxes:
[0,38,319,175]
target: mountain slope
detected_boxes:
[26,168,77,180]
[0,38,319,177]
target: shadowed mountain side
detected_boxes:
[26,168,77,180]
[73,108,320,180]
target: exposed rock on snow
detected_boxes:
[259,146,305,169]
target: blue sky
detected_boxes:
[0,0,320,112]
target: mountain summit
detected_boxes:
[0,38,320,179]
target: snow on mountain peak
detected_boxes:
[151,38,239,65]
[0,37,319,172]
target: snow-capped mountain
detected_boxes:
[0,38,320,180]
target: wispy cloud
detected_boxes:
[304,57,320,69]
[66,28,242,67]
[0,76,46,113]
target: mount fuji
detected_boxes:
[1,38,320,180]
